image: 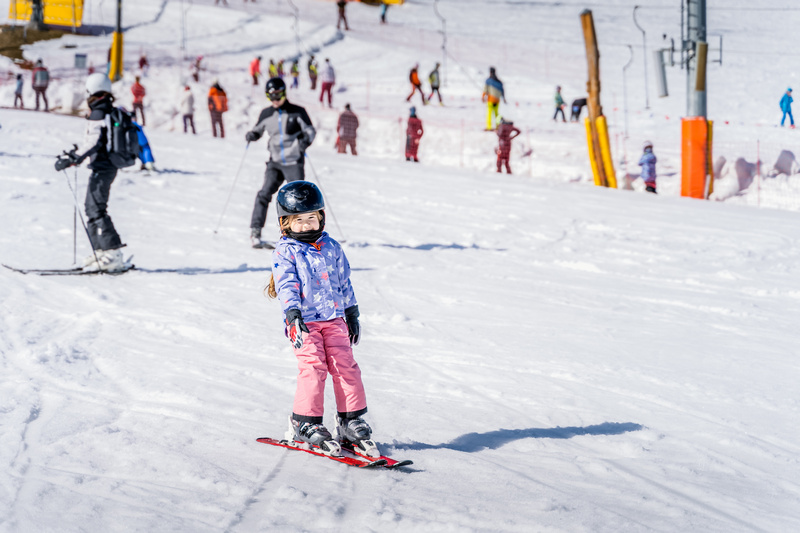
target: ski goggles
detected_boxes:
[267,89,286,101]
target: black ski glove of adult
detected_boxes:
[245,130,260,142]
[298,135,310,153]
[285,308,309,349]
[345,305,360,346]
[54,157,73,171]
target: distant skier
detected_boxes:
[380,1,388,24]
[780,88,794,128]
[405,106,424,162]
[245,77,316,248]
[290,60,300,89]
[337,0,349,31]
[32,58,49,112]
[277,59,285,80]
[337,103,359,155]
[570,97,587,122]
[428,62,442,105]
[131,76,146,126]
[208,80,228,138]
[639,140,657,193]
[308,55,318,90]
[13,73,23,108]
[53,73,132,272]
[250,56,262,86]
[482,67,506,131]
[180,85,196,134]
[495,117,521,174]
[553,85,566,122]
[319,58,336,108]
[191,55,204,82]
[266,180,374,458]
[268,59,278,79]
[138,53,149,77]
[406,64,426,105]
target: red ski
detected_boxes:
[340,441,414,469]
[257,437,387,468]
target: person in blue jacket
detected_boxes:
[639,140,657,193]
[780,88,794,128]
[133,121,155,171]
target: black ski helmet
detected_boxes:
[265,77,287,100]
[276,181,325,217]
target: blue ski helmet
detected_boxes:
[276,181,325,217]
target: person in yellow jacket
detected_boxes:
[481,66,506,131]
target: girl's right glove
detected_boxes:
[345,305,360,346]
[285,309,309,349]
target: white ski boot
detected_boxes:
[286,416,342,457]
[82,249,127,272]
[336,415,380,458]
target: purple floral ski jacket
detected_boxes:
[272,232,357,323]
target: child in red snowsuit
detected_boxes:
[405,107,424,162]
[495,118,521,174]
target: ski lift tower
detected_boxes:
[681,0,711,199]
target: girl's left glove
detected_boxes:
[345,305,360,346]
[285,309,309,349]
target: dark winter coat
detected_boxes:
[249,101,316,166]
[78,96,115,171]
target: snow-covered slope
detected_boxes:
[2,1,800,532]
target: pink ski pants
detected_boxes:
[293,318,367,418]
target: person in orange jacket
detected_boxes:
[406,64,426,105]
[208,80,229,138]
[131,76,146,125]
[405,106,424,162]
[250,56,262,86]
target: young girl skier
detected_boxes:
[639,140,657,193]
[267,181,375,458]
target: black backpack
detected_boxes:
[108,107,140,169]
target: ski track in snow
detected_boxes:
[2,0,800,531]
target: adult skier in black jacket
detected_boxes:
[55,73,128,272]
[245,77,316,248]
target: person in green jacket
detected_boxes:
[553,85,566,122]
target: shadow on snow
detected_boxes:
[386,422,644,453]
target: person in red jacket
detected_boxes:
[495,117,521,174]
[31,59,50,111]
[250,56,262,86]
[337,103,359,155]
[131,76,146,125]
[405,107,423,162]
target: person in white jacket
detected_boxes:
[180,85,196,134]
[319,58,336,108]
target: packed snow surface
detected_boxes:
[2,1,800,531]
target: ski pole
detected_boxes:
[61,168,100,268]
[73,168,77,265]
[304,153,346,242]
[214,142,250,235]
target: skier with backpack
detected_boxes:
[32,58,50,112]
[266,181,375,459]
[428,63,443,105]
[245,77,316,248]
[53,73,139,272]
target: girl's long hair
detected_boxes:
[265,211,323,299]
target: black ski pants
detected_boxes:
[251,159,305,230]
[85,167,123,251]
